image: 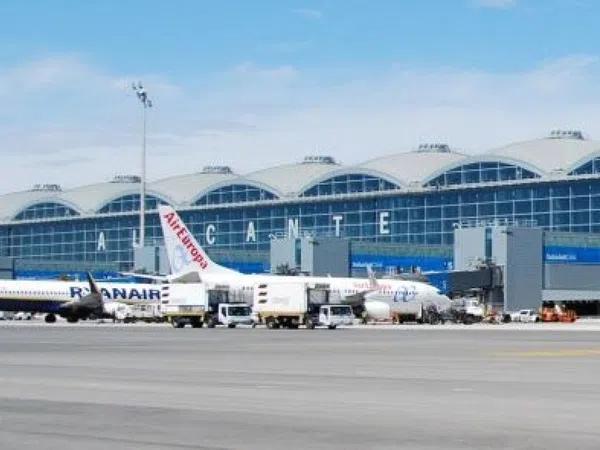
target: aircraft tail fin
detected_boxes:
[78,272,104,312]
[86,272,101,297]
[158,205,236,275]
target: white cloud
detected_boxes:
[291,8,323,20]
[2,54,600,194]
[471,0,516,8]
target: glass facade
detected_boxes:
[0,215,164,269]
[570,157,600,176]
[194,184,277,205]
[425,162,539,187]
[14,202,79,221]
[301,174,399,197]
[98,194,164,214]
[3,176,600,270]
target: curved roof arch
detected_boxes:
[244,157,341,197]
[298,167,403,196]
[12,199,82,221]
[190,179,280,205]
[484,136,600,175]
[567,150,600,174]
[149,170,238,206]
[58,181,170,214]
[356,148,467,187]
[96,192,169,213]
[0,190,82,222]
[422,155,544,186]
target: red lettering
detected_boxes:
[165,211,210,270]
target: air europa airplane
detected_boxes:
[150,205,451,320]
[0,277,162,323]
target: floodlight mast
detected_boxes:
[131,82,153,248]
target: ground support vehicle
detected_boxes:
[253,281,354,329]
[97,302,134,323]
[124,304,161,323]
[13,311,32,320]
[449,298,485,324]
[204,302,254,328]
[510,309,540,323]
[390,303,444,324]
[540,306,577,323]
[161,283,253,329]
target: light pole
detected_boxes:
[131,82,152,248]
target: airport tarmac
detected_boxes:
[1,324,599,449]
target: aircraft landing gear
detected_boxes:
[45,314,57,323]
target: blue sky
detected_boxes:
[0,0,599,192]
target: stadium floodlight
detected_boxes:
[131,82,153,248]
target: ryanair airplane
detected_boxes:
[0,275,162,323]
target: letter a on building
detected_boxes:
[97,231,106,251]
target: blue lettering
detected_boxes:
[393,288,409,303]
[113,288,127,300]
[128,289,142,300]
[70,285,161,302]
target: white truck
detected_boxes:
[253,281,354,329]
[13,311,33,320]
[161,283,253,329]
[450,297,485,324]
[97,302,133,323]
[126,303,162,323]
[510,309,540,323]
[0,311,14,320]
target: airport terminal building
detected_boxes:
[3,129,600,283]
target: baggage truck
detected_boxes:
[161,283,253,328]
[390,303,444,325]
[253,281,354,329]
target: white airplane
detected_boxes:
[0,275,163,323]
[149,205,450,320]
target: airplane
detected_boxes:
[0,275,163,323]
[137,205,451,321]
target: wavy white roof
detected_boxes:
[59,181,161,213]
[244,158,341,197]
[0,190,74,221]
[3,132,600,221]
[150,171,238,205]
[357,147,466,187]
[486,136,600,174]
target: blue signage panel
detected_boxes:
[351,254,452,272]
[544,246,600,265]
